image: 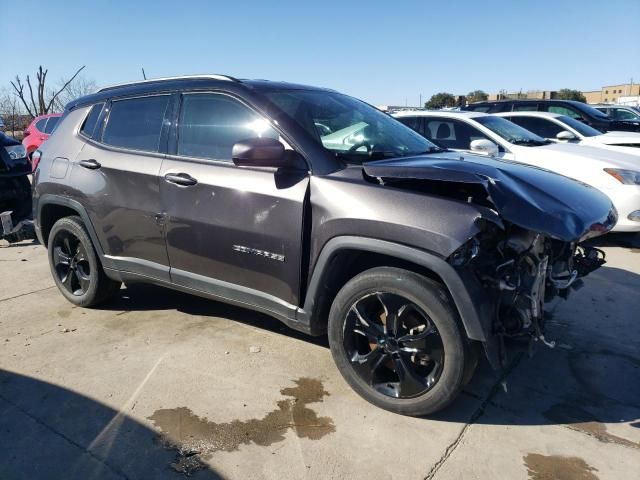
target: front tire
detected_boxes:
[328,267,471,416]
[48,216,121,307]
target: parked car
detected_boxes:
[393,110,640,232]
[34,75,615,415]
[462,99,640,133]
[592,104,640,122]
[22,113,62,162]
[1,131,34,242]
[494,111,640,155]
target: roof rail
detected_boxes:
[96,74,238,93]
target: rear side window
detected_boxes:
[177,93,277,161]
[35,118,48,132]
[397,116,423,133]
[545,105,581,119]
[44,116,60,134]
[103,95,170,152]
[512,103,539,112]
[423,118,492,150]
[80,103,104,138]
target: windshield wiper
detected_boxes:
[510,139,549,146]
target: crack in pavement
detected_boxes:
[0,285,55,303]
[0,392,130,480]
[423,352,525,480]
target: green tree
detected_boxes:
[466,90,489,103]
[556,89,586,103]
[425,92,456,109]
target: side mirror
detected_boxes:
[556,130,576,141]
[232,137,291,168]
[470,139,499,156]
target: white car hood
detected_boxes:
[508,142,640,188]
[581,131,640,147]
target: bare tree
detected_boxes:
[0,89,28,137]
[10,65,85,118]
[51,75,98,112]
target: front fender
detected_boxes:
[299,236,493,342]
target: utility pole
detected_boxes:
[419,93,422,107]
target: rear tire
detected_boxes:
[48,216,120,307]
[328,267,473,416]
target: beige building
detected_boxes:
[582,83,640,104]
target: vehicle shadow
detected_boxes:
[0,369,224,479]
[101,283,330,348]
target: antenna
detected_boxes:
[141,68,147,80]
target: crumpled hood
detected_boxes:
[363,151,617,242]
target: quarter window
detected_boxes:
[43,116,60,134]
[177,93,277,161]
[80,103,105,138]
[102,96,170,152]
[35,118,48,132]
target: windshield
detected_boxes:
[264,90,440,161]
[475,116,549,146]
[573,102,610,120]
[557,115,602,137]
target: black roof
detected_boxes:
[66,75,334,111]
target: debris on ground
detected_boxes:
[249,346,261,353]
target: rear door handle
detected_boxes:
[78,159,101,170]
[164,172,198,186]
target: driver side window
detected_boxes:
[424,118,492,150]
[177,93,278,162]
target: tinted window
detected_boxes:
[43,116,60,134]
[80,103,105,138]
[423,118,492,150]
[505,116,564,138]
[556,116,602,136]
[35,118,48,132]
[475,116,548,146]
[397,116,423,133]
[611,108,639,121]
[512,103,539,112]
[547,105,581,119]
[465,105,492,113]
[103,96,170,152]
[177,94,278,161]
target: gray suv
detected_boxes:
[33,75,616,415]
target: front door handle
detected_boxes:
[164,172,198,186]
[78,159,101,170]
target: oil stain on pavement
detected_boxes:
[148,377,335,475]
[523,453,599,480]
[544,404,639,450]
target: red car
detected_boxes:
[22,113,62,163]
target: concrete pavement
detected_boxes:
[0,236,638,479]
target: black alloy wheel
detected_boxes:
[52,230,92,296]
[328,267,472,416]
[345,292,444,399]
[47,216,121,307]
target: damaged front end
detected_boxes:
[449,223,606,367]
[363,152,617,369]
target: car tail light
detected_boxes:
[32,150,42,172]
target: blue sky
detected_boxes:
[3,0,639,106]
